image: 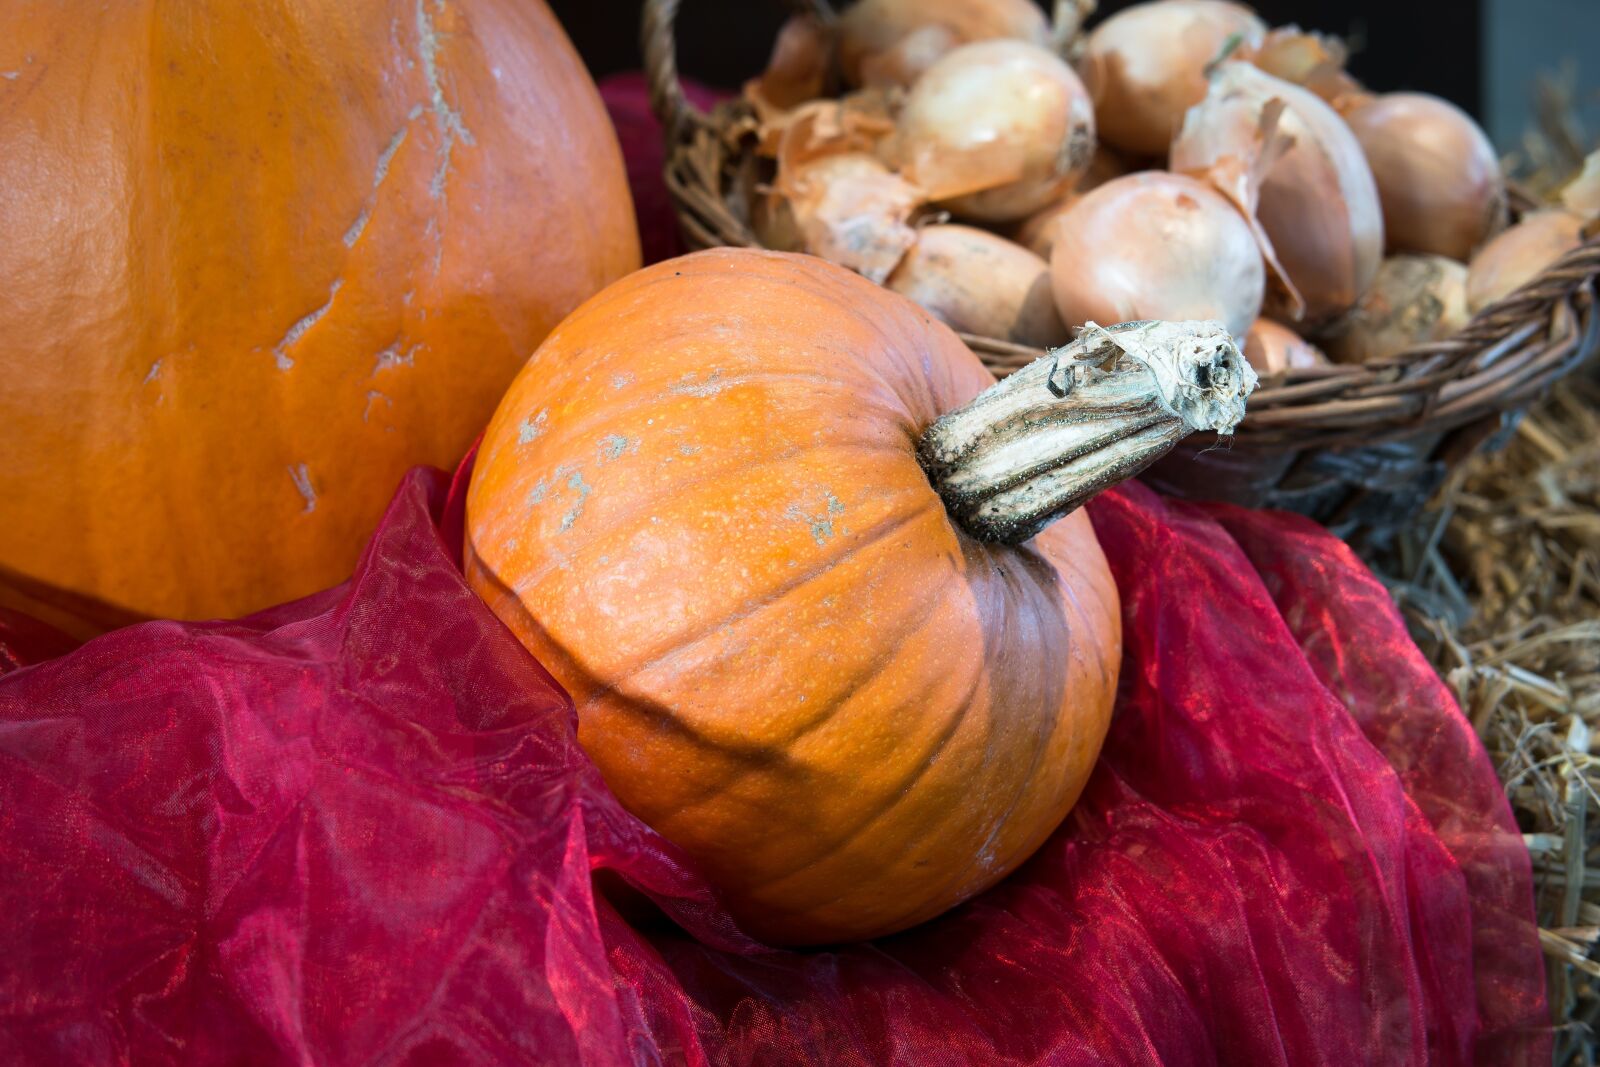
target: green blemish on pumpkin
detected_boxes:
[599,434,633,461]
[785,492,847,546]
[560,471,593,531]
[518,409,548,444]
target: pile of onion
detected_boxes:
[731,0,1580,387]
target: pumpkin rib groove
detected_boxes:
[575,499,946,716]
[745,657,987,894]
[647,564,965,813]
[954,546,1076,886]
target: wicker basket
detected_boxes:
[641,0,1600,550]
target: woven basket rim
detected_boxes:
[640,0,1600,451]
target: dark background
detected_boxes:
[551,0,1482,118]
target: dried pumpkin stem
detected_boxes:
[918,320,1257,544]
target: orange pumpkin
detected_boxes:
[465,249,1131,944]
[0,0,638,635]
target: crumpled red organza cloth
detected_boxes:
[0,450,1547,1065]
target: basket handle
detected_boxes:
[643,0,840,139]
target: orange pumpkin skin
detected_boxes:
[0,0,638,635]
[465,249,1120,945]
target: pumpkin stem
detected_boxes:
[917,320,1257,544]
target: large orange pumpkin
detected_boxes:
[0,0,638,634]
[465,249,1132,944]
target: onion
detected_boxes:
[1010,144,1133,259]
[1243,319,1329,375]
[1047,172,1264,338]
[1320,255,1468,364]
[746,15,832,116]
[885,224,1069,347]
[1011,193,1081,260]
[837,0,1050,89]
[754,153,923,284]
[893,41,1095,223]
[1080,0,1266,157]
[1244,26,1371,113]
[1465,210,1587,313]
[1562,150,1600,220]
[1172,62,1384,324]
[1343,93,1507,261]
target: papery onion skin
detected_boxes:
[894,41,1095,223]
[1344,93,1507,262]
[1081,0,1266,157]
[1172,62,1384,325]
[1047,172,1265,338]
[1321,255,1468,364]
[761,152,924,285]
[838,0,1051,88]
[1466,210,1587,313]
[1243,319,1330,375]
[885,224,1069,347]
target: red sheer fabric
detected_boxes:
[0,455,1546,1064]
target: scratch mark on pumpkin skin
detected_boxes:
[363,390,391,422]
[288,464,317,513]
[143,360,162,384]
[416,0,474,206]
[0,72,18,80]
[373,341,419,374]
[611,372,634,390]
[343,125,410,247]
[518,410,548,444]
[668,369,727,397]
[272,279,343,370]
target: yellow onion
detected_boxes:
[893,41,1095,223]
[1243,319,1329,375]
[1466,210,1587,313]
[1244,26,1371,114]
[1562,150,1600,220]
[1343,93,1507,261]
[754,153,924,284]
[746,15,832,116]
[1172,62,1384,324]
[885,224,1069,347]
[1010,145,1133,259]
[1048,172,1264,338]
[1011,193,1082,259]
[1080,0,1266,157]
[1321,255,1468,364]
[837,0,1050,88]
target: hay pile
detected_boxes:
[1385,370,1600,1062]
